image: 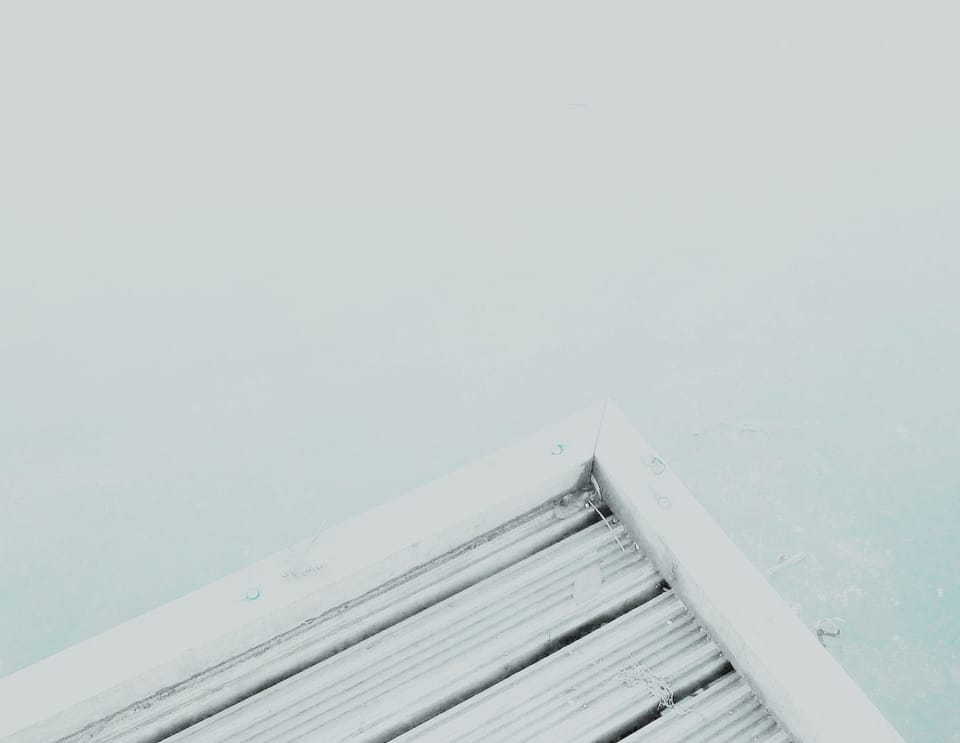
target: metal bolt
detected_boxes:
[657,496,671,509]
[245,587,261,601]
[551,443,566,456]
[646,456,666,475]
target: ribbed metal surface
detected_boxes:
[621,673,791,743]
[76,489,794,743]
[7,407,882,743]
[395,590,729,743]
[71,500,599,743]
[169,518,662,742]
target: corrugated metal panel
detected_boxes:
[621,673,789,743]
[68,500,602,743]
[148,493,796,743]
[395,591,729,743]
[169,516,663,742]
[4,404,894,743]
[55,487,797,743]
[46,488,797,743]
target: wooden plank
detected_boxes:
[0,403,604,742]
[593,402,905,743]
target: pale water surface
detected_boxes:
[1,3,958,740]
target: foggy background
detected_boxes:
[1,3,958,739]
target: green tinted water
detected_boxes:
[2,3,958,739]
